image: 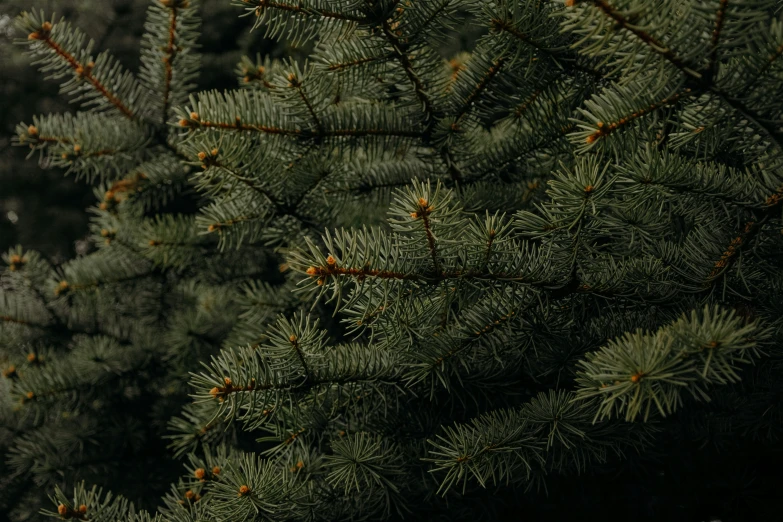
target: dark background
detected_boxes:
[0,0,280,261]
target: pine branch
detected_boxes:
[160,2,181,120]
[27,24,135,119]
[707,0,730,76]
[490,17,604,81]
[569,0,702,80]
[250,0,364,23]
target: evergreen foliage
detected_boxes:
[2,0,783,520]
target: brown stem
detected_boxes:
[585,88,692,144]
[252,0,363,22]
[186,118,301,136]
[453,58,506,127]
[326,55,387,71]
[491,17,605,80]
[161,5,179,121]
[294,83,323,134]
[420,206,441,273]
[582,0,702,79]
[36,35,135,119]
[289,336,310,378]
[708,0,729,74]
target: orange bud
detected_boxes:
[306,266,317,276]
[326,255,336,265]
[194,468,206,479]
[185,490,194,499]
[289,334,297,342]
[27,125,38,136]
[27,353,36,362]
[79,505,87,514]
[238,485,250,496]
[197,151,207,161]
[58,505,68,516]
[224,377,232,385]
[212,466,221,475]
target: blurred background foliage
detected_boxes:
[0,0,292,261]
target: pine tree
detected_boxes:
[2,0,783,520]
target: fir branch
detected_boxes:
[326,55,389,71]
[28,26,135,119]
[290,78,323,135]
[160,1,181,120]
[583,88,693,145]
[182,116,301,136]
[413,197,442,273]
[707,0,729,75]
[380,19,436,122]
[250,0,364,23]
[490,18,604,80]
[570,0,702,79]
[452,58,505,128]
[707,88,783,152]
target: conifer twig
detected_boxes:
[28,23,136,119]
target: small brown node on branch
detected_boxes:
[326,255,336,265]
[55,280,70,296]
[27,125,38,136]
[27,353,37,363]
[630,372,643,383]
[238,485,251,497]
[212,466,221,475]
[2,366,16,379]
[9,254,25,271]
[289,334,298,342]
[58,505,68,516]
[28,21,52,40]
[25,391,35,399]
[306,266,317,276]
[194,468,206,480]
[223,377,232,386]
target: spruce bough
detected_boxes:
[2,0,782,520]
